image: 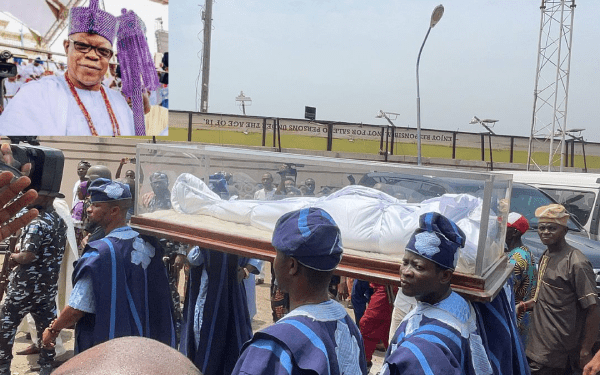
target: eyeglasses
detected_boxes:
[69,39,113,59]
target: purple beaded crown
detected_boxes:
[68,0,118,44]
[117,9,160,136]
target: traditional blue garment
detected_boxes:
[232,299,368,375]
[471,286,530,375]
[180,247,253,375]
[383,289,529,375]
[382,291,493,375]
[71,226,176,353]
[351,279,373,325]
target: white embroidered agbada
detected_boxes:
[0,75,135,136]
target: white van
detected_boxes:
[500,171,600,240]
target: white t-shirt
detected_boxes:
[21,63,45,80]
[254,188,276,201]
[0,75,135,136]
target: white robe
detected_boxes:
[3,80,21,97]
[0,75,135,136]
[2,80,21,107]
[21,63,45,80]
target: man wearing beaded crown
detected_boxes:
[0,0,156,136]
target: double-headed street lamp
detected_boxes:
[470,116,498,171]
[416,4,444,166]
[376,110,400,160]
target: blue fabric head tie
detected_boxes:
[405,212,466,270]
[272,207,343,271]
[88,178,132,203]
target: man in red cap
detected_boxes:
[504,212,537,345]
[519,204,599,374]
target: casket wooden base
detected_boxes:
[131,215,512,302]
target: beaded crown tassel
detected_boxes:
[117,9,159,136]
[68,0,117,44]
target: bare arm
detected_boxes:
[585,349,600,375]
[115,158,127,179]
[580,304,600,369]
[143,91,151,114]
[516,299,536,316]
[42,306,86,348]
[10,251,35,265]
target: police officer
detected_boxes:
[0,190,67,375]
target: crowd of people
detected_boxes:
[0,147,600,375]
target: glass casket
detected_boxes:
[130,143,513,301]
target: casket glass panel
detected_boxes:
[134,143,511,278]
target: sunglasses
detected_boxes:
[69,39,113,59]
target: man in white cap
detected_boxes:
[0,0,152,136]
[20,57,45,81]
[519,204,600,375]
[232,207,368,375]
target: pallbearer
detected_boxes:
[232,207,368,375]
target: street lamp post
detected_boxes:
[416,4,444,166]
[376,110,401,158]
[470,116,498,171]
[235,91,252,115]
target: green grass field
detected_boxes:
[130,128,599,169]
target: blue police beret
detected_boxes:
[272,208,343,271]
[405,212,465,270]
[88,178,132,203]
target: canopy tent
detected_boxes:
[2,0,168,53]
[3,0,76,48]
[0,11,49,58]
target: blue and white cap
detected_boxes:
[88,178,132,203]
[405,212,465,270]
[272,208,343,271]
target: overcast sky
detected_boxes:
[170,0,600,143]
[3,0,168,56]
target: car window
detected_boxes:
[537,188,594,227]
[511,186,580,231]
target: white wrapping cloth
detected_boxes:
[170,173,500,273]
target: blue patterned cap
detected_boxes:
[88,178,132,203]
[272,208,343,271]
[405,212,466,270]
